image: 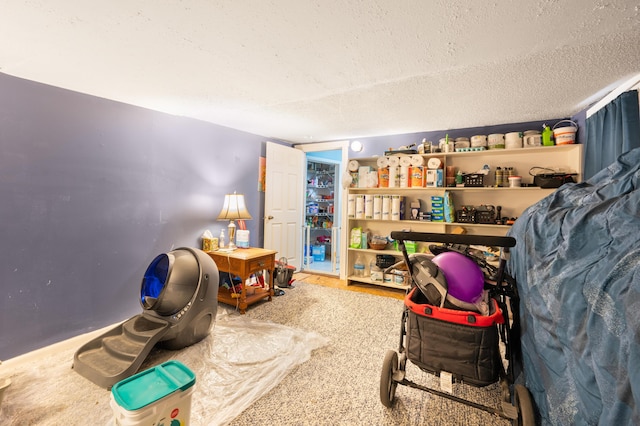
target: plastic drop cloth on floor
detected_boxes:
[0,308,328,426]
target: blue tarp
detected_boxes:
[508,147,640,425]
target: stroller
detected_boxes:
[380,231,535,425]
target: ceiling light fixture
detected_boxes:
[350,140,363,152]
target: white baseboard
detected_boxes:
[2,322,121,370]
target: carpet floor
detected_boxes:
[0,281,514,425]
[232,281,513,426]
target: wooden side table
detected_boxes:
[207,247,276,314]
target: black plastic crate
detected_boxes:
[456,208,476,223]
[476,206,496,224]
[463,173,484,187]
[376,254,397,269]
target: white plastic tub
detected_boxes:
[110,360,195,426]
[553,120,578,145]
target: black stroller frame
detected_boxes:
[380,231,534,425]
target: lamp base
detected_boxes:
[218,242,237,252]
[227,221,238,252]
[217,247,237,253]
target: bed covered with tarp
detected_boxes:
[507,147,640,425]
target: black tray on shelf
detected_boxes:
[384,149,418,156]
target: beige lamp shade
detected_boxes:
[216,192,252,221]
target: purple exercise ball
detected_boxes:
[432,251,485,303]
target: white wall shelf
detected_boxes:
[345,144,583,288]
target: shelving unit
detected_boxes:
[304,159,339,274]
[346,144,583,289]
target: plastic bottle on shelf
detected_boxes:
[353,255,366,277]
[542,124,554,146]
[495,167,504,187]
[369,259,383,282]
[219,229,226,249]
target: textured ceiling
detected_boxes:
[1,1,639,143]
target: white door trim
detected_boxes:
[295,141,349,279]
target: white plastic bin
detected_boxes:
[110,360,195,426]
[312,244,326,261]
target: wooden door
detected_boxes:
[264,142,305,270]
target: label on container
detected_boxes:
[370,270,383,282]
[373,195,382,220]
[378,167,390,187]
[410,166,424,187]
[355,195,365,219]
[382,195,391,220]
[388,166,399,188]
[391,195,402,221]
[399,166,409,188]
[364,195,373,219]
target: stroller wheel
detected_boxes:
[513,384,535,425]
[380,350,399,408]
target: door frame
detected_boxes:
[303,155,341,275]
[294,141,349,279]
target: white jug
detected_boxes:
[523,132,542,147]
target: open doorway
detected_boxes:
[295,141,349,278]
[305,153,340,275]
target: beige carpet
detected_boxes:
[232,282,512,426]
[0,281,513,425]
[0,302,326,425]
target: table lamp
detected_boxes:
[217,192,252,250]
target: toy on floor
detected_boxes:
[274,257,296,288]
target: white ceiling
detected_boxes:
[1,1,639,143]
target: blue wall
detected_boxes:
[0,73,288,360]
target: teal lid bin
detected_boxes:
[111,360,195,411]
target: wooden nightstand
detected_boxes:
[207,247,276,314]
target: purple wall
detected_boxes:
[0,73,287,359]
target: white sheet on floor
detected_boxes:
[0,309,328,426]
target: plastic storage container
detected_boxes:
[236,230,250,248]
[370,260,383,282]
[353,255,366,277]
[219,229,226,249]
[110,360,195,426]
[312,244,326,261]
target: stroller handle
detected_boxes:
[390,231,516,248]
